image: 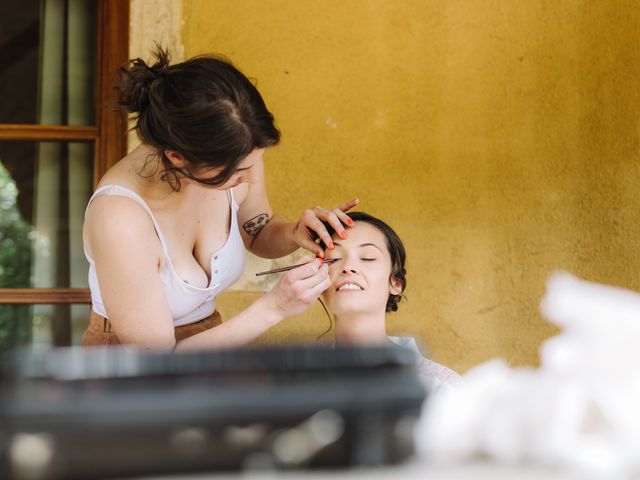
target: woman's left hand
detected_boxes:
[292,197,359,257]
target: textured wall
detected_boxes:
[128,0,184,151]
[182,0,640,372]
[129,0,184,61]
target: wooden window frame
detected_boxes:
[0,0,129,310]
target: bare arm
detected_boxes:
[236,158,298,258]
[237,157,359,258]
[174,258,330,351]
[86,196,330,351]
[85,196,176,350]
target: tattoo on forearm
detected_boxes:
[243,213,271,240]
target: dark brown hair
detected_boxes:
[117,46,280,190]
[323,212,407,312]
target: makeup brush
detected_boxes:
[255,258,338,276]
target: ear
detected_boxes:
[164,150,186,167]
[389,276,403,296]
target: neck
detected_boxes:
[129,144,183,200]
[334,311,389,346]
[130,143,160,174]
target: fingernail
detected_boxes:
[329,242,335,249]
[347,219,354,225]
[340,231,347,239]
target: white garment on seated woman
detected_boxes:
[388,336,463,395]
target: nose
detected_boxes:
[342,265,358,274]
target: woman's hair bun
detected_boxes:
[116,45,280,191]
[117,46,171,114]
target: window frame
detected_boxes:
[0,1,129,338]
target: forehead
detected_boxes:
[332,221,388,250]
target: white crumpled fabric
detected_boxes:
[418,272,640,478]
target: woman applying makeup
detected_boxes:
[82,47,357,350]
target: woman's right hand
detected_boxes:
[177,257,331,350]
[292,198,359,257]
[265,257,331,319]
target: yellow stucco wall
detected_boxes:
[182,1,640,372]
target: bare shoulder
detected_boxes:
[84,195,161,261]
[85,194,154,235]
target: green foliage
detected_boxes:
[0,162,33,356]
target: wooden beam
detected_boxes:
[95,0,130,185]
[0,289,91,304]
[0,125,97,141]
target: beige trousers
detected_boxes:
[82,308,223,346]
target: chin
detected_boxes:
[326,299,374,317]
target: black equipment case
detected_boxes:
[0,345,427,479]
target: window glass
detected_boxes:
[0,305,32,358]
[0,0,97,125]
[0,141,94,289]
[0,303,89,357]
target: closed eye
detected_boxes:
[361,258,376,262]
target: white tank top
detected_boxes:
[84,184,246,326]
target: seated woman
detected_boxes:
[321,212,462,393]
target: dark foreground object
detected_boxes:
[0,345,427,479]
